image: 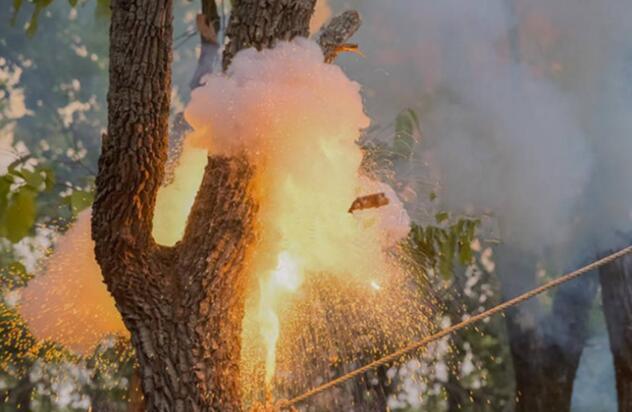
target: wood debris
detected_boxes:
[348,192,389,213]
[325,43,364,63]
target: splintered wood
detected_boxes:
[324,43,364,64]
[348,192,389,213]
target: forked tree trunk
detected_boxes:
[93,0,317,410]
[599,253,632,412]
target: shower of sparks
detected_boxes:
[14,38,434,410]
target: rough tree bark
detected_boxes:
[93,0,318,410]
[599,253,632,412]
[223,0,316,69]
[497,251,598,412]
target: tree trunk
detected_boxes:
[599,253,632,412]
[223,0,316,69]
[498,252,598,412]
[94,0,316,410]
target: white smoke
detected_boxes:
[335,0,632,254]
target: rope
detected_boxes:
[278,245,632,410]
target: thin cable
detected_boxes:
[278,245,632,409]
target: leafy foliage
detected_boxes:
[361,108,515,411]
[0,161,55,243]
[408,215,479,281]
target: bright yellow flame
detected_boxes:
[258,251,301,382]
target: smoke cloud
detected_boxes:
[336,0,632,256]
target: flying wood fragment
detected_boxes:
[348,192,390,213]
[325,43,364,64]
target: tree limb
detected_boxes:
[317,10,361,63]
[222,0,317,69]
[93,0,173,293]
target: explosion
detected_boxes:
[19,38,423,405]
[184,38,418,398]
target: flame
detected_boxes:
[19,41,419,397]
[185,39,413,387]
[258,251,302,382]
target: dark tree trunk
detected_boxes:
[599,253,632,412]
[498,252,598,412]
[223,0,316,69]
[93,0,318,410]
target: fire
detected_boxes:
[258,251,302,383]
[185,38,413,388]
[19,39,420,400]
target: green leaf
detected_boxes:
[41,167,55,191]
[96,0,112,18]
[458,239,473,265]
[435,211,449,224]
[68,0,78,6]
[26,0,53,37]
[0,178,10,225]
[7,157,26,175]
[3,188,36,243]
[10,0,23,26]
[69,190,94,215]
[14,169,43,190]
[392,108,421,160]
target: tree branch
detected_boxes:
[222,0,317,69]
[317,10,361,63]
[92,0,173,292]
[190,0,221,89]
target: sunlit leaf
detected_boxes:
[392,108,421,160]
[3,188,36,243]
[435,211,449,224]
[41,167,55,191]
[15,169,43,190]
[69,189,94,215]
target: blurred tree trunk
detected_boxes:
[599,253,632,412]
[94,0,315,410]
[498,251,598,412]
[127,368,145,412]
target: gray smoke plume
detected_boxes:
[326,0,632,408]
[334,0,632,256]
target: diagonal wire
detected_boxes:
[278,245,632,410]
